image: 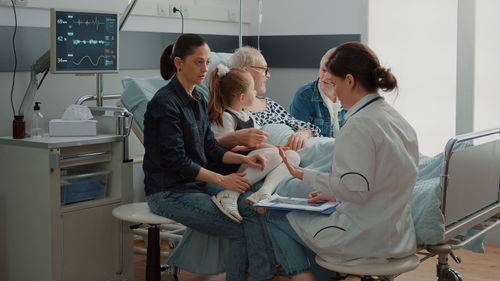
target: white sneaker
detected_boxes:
[211,190,242,223]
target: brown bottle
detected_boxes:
[13,115,26,139]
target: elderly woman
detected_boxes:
[266,42,419,281]
[216,47,320,151]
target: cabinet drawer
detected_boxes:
[59,143,112,168]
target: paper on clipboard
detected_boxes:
[252,194,340,215]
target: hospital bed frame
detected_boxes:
[418,128,500,281]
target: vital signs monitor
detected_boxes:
[50,9,119,73]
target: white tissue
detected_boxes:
[61,104,94,120]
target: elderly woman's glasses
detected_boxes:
[249,65,269,76]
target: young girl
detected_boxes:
[209,64,301,222]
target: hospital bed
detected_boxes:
[119,54,499,280]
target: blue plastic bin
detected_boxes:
[60,169,110,205]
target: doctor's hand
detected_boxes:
[278,147,304,180]
[244,153,268,171]
[221,173,251,193]
[236,128,270,149]
[308,191,336,203]
[286,129,312,151]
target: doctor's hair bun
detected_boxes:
[327,42,399,94]
[374,66,397,92]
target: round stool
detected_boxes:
[113,203,177,281]
[315,254,420,281]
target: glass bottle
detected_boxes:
[13,115,26,139]
[30,102,44,138]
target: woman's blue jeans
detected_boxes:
[266,210,338,281]
[147,183,277,281]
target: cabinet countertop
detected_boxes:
[0,134,124,149]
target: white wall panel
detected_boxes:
[368,0,457,156]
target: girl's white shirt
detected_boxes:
[210,108,260,138]
[288,95,419,265]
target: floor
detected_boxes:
[133,240,500,281]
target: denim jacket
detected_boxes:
[143,76,227,195]
[290,79,345,137]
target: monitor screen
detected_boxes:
[50,9,119,73]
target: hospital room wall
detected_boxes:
[368,0,500,244]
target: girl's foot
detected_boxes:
[245,192,271,206]
[245,192,271,216]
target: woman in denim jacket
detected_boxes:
[290,48,346,138]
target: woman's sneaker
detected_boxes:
[211,190,242,223]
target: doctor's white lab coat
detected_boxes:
[287,96,419,265]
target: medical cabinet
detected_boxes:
[0,135,134,281]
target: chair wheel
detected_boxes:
[438,268,463,281]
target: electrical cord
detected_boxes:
[10,0,18,117]
[173,7,184,34]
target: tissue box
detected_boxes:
[49,119,97,137]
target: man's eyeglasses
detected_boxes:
[249,65,269,76]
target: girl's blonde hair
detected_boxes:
[208,67,253,126]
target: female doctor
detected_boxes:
[266,42,419,281]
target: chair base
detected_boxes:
[113,203,182,281]
[315,254,420,281]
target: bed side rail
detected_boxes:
[440,127,500,239]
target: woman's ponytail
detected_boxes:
[208,68,225,126]
[160,44,175,80]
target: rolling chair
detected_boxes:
[113,202,184,281]
[315,254,420,281]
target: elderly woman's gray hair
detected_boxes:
[229,46,258,68]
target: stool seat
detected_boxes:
[315,254,420,276]
[112,202,176,225]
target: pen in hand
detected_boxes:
[308,191,336,203]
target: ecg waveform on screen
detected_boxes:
[73,55,106,66]
[73,17,107,31]
[73,39,106,45]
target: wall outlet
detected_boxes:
[0,0,28,6]
[169,4,177,16]
[14,0,28,6]
[180,5,189,18]
[227,9,238,22]
[157,2,168,17]
[0,0,13,6]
